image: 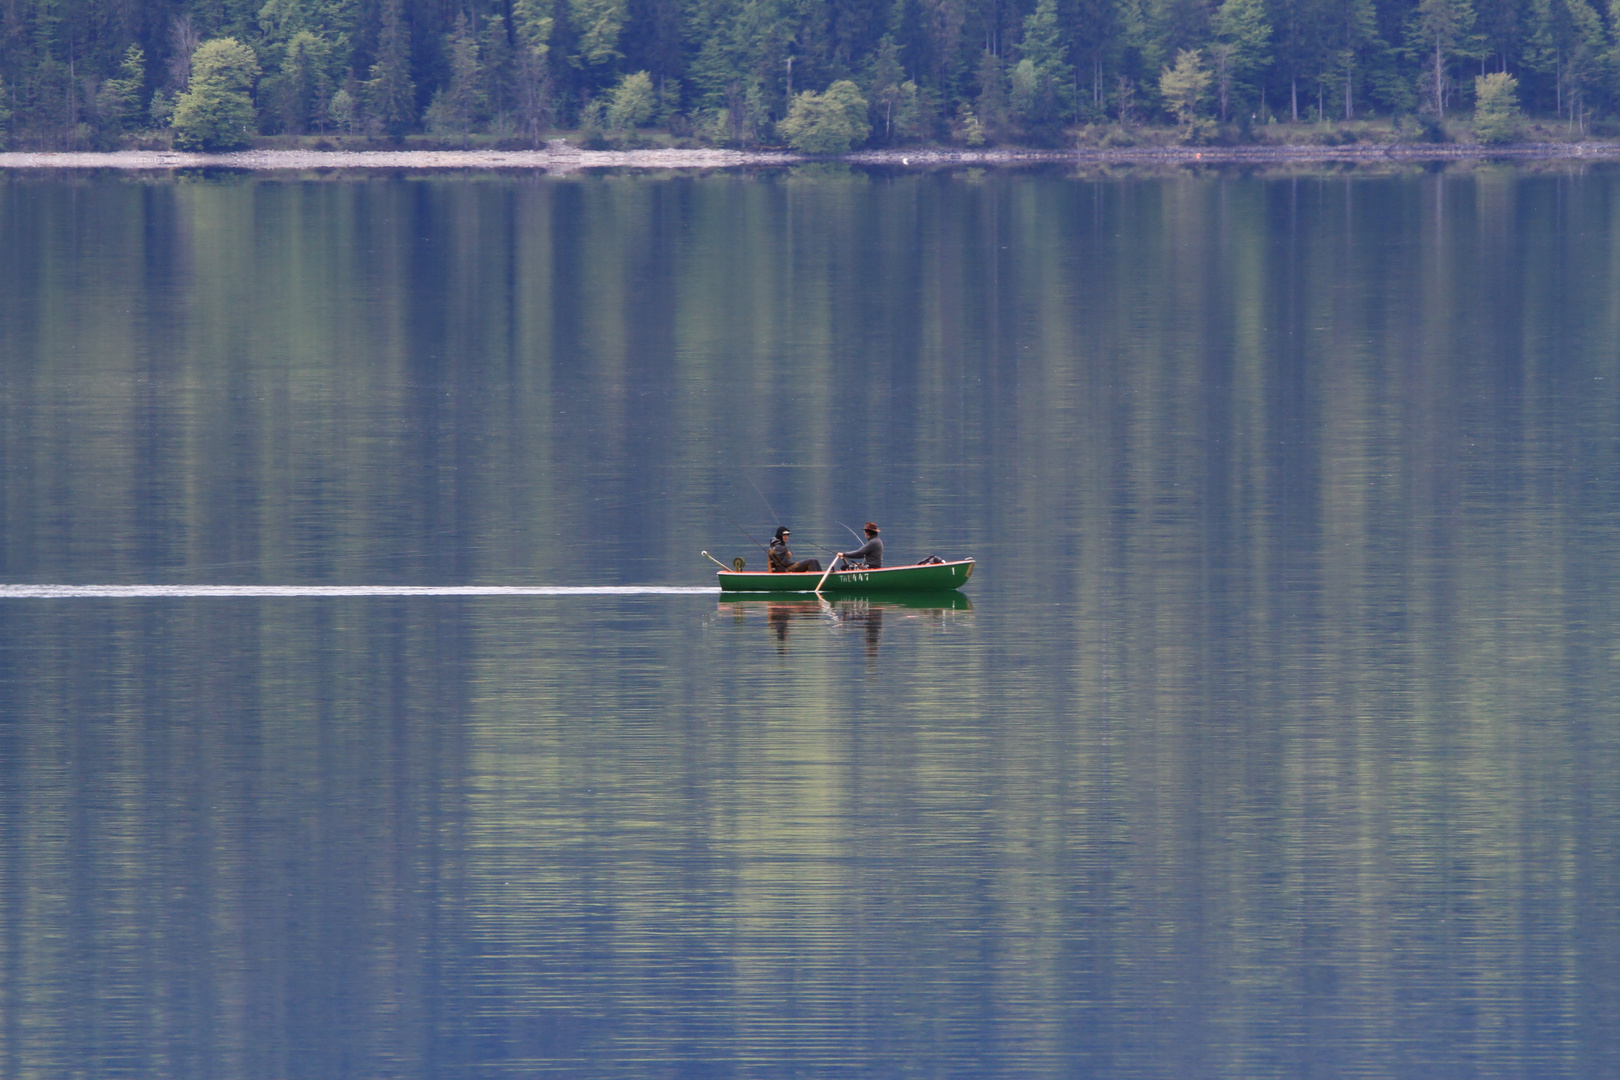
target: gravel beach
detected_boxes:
[5,141,1620,171]
[0,145,797,170]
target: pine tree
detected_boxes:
[867,34,905,140]
[1211,0,1271,118]
[1013,0,1075,132]
[481,15,517,121]
[1528,0,1606,129]
[257,0,322,50]
[95,44,147,134]
[976,49,1010,139]
[1324,0,1378,118]
[893,80,942,141]
[365,0,416,135]
[513,0,555,61]
[571,0,629,68]
[423,12,483,141]
[1269,0,1323,120]
[1021,0,1075,91]
[278,31,334,134]
[512,0,556,143]
[1413,0,1479,116]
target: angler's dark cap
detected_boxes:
[774,526,789,539]
[864,522,879,533]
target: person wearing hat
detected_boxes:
[838,522,883,570]
[768,526,822,573]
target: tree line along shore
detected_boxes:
[0,0,1612,155]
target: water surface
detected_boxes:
[1,164,1617,1077]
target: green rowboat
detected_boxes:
[715,558,974,592]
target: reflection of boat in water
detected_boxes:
[715,558,975,593]
[718,591,972,655]
[718,590,973,612]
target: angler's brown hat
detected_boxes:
[864,522,879,533]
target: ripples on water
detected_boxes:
[0,165,1616,1078]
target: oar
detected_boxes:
[815,553,842,594]
[701,551,732,571]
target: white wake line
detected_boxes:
[0,585,720,598]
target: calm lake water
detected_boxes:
[2,164,1618,1078]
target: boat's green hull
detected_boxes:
[716,558,974,592]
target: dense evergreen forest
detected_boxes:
[0,0,1609,149]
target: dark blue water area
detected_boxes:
[0,165,1617,1077]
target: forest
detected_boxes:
[0,0,1610,149]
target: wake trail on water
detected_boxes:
[0,585,720,598]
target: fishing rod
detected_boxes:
[740,477,841,554]
[747,474,783,528]
[707,502,769,553]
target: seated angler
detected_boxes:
[768,526,822,573]
[838,522,883,570]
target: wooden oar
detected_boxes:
[815,554,842,594]
[701,551,732,571]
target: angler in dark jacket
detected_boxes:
[839,522,883,569]
[768,526,822,573]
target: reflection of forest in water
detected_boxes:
[3,167,1620,1076]
[716,594,974,656]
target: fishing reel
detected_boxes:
[732,557,746,571]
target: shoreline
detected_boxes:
[6,141,1620,171]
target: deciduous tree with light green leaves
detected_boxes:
[1473,70,1522,140]
[606,70,656,129]
[1159,49,1212,124]
[778,79,870,152]
[328,87,359,134]
[171,38,261,150]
